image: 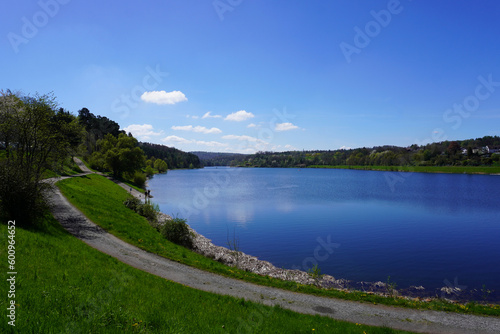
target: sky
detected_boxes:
[2,0,500,153]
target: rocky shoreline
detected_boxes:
[157,213,498,304]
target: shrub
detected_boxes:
[145,165,154,177]
[137,202,160,226]
[124,196,160,227]
[123,196,141,212]
[132,171,147,188]
[0,162,49,226]
[160,217,193,248]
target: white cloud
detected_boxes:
[162,135,192,144]
[141,90,187,105]
[247,123,256,128]
[195,141,228,148]
[186,115,199,119]
[162,135,227,148]
[285,144,297,150]
[202,111,222,119]
[339,145,352,150]
[225,110,255,122]
[275,122,299,132]
[222,134,267,144]
[122,124,163,140]
[171,125,222,134]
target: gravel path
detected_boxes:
[44,159,500,334]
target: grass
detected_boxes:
[0,217,411,333]
[309,165,500,174]
[77,157,146,192]
[56,174,500,317]
[40,157,83,179]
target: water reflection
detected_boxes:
[149,167,500,291]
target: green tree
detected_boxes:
[92,133,145,177]
[154,158,168,173]
[0,91,81,225]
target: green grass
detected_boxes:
[309,165,500,174]
[56,174,500,317]
[0,215,412,333]
[39,157,83,179]
[76,157,146,192]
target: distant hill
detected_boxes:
[140,142,202,169]
[194,135,500,168]
[191,151,248,166]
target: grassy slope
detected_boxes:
[308,165,500,174]
[41,157,83,179]
[56,174,500,317]
[1,216,411,333]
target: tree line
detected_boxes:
[139,142,201,170]
[197,136,500,168]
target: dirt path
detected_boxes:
[44,159,500,334]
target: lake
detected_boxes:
[148,167,500,295]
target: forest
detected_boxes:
[140,143,201,170]
[195,136,500,168]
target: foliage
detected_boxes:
[386,276,398,298]
[145,165,154,177]
[90,133,145,177]
[137,202,160,227]
[0,91,82,225]
[192,151,248,166]
[78,107,123,155]
[130,170,147,188]
[199,135,500,169]
[307,264,324,286]
[123,196,159,226]
[153,158,168,173]
[76,107,203,172]
[139,141,202,169]
[123,196,142,212]
[160,217,193,249]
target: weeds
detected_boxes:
[307,264,323,286]
[482,284,492,301]
[386,276,398,298]
[226,227,241,268]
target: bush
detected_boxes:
[145,165,154,177]
[137,202,160,226]
[123,196,141,211]
[160,217,193,248]
[123,197,159,226]
[0,162,49,226]
[132,171,147,188]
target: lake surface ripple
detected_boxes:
[149,167,500,295]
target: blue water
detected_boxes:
[148,167,500,291]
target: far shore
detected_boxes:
[307,164,500,175]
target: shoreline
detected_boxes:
[307,165,500,175]
[156,213,499,304]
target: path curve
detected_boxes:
[44,159,500,334]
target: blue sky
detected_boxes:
[2,0,500,153]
